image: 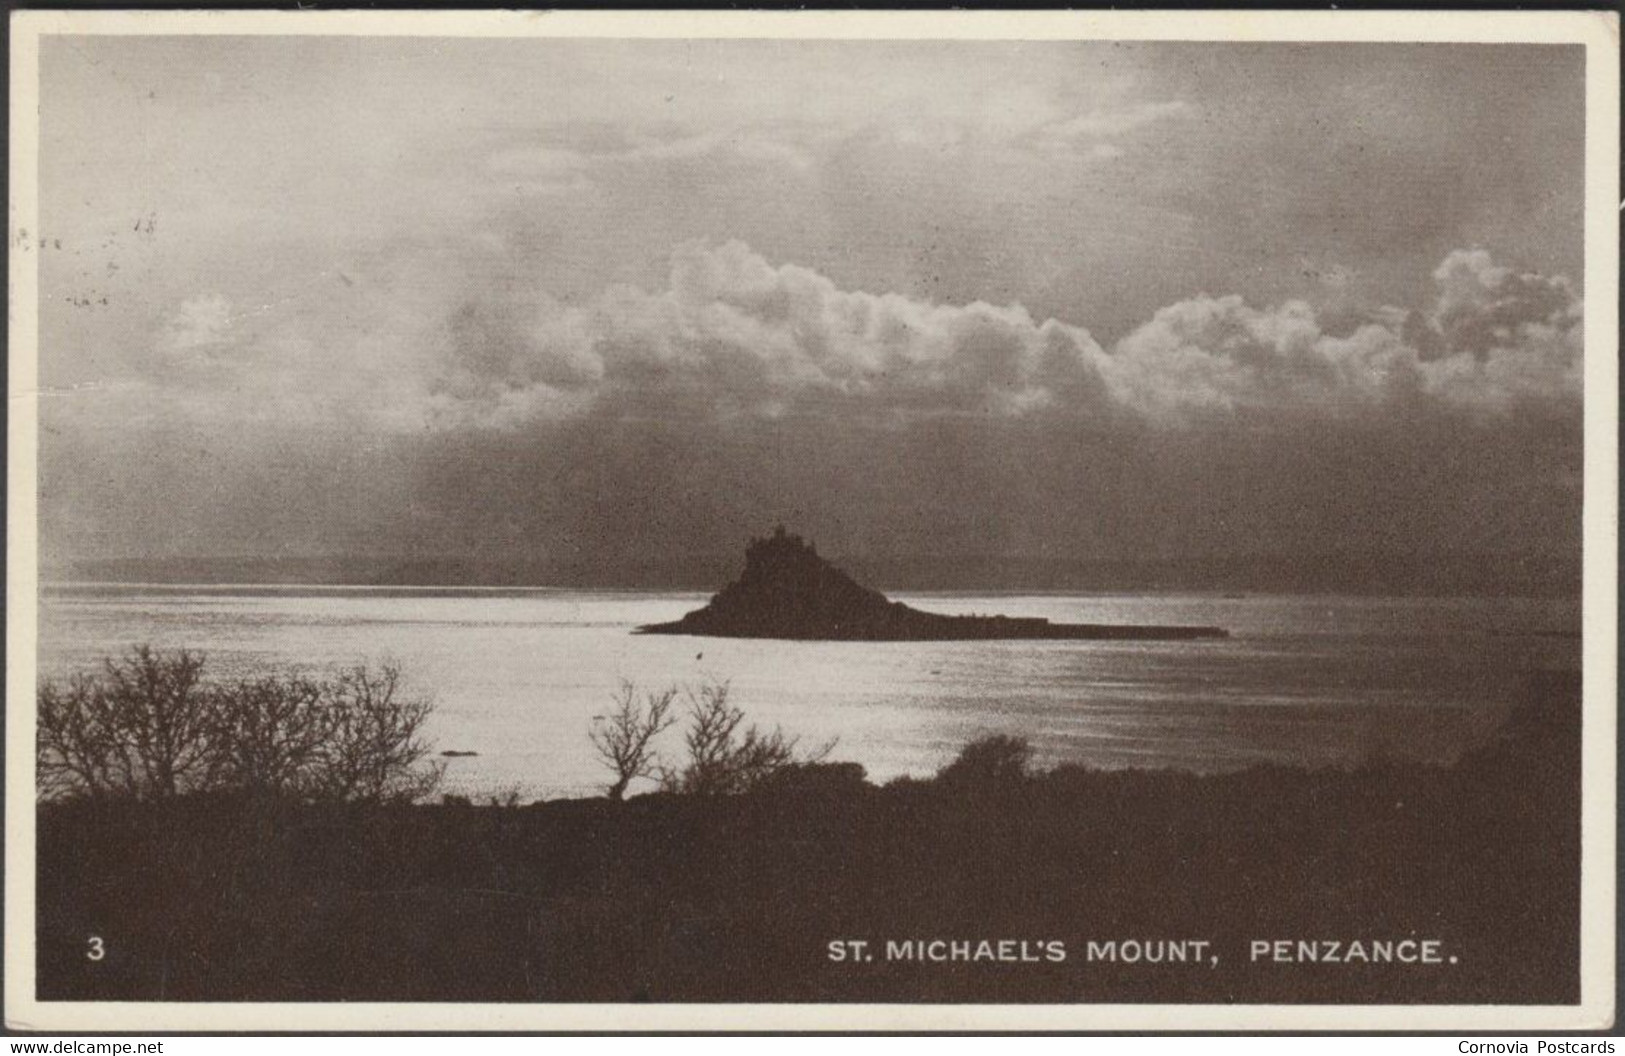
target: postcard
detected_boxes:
[6,8,1618,1032]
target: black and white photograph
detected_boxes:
[6,9,1618,1032]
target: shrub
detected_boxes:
[37,649,444,805]
[37,672,116,801]
[589,681,678,800]
[37,646,214,801]
[210,673,329,799]
[935,733,1034,790]
[304,663,444,804]
[752,761,868,798]
[658,679,833,796]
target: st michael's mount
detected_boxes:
[636,527,1229,641]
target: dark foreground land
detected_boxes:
[38,671,1578,1005]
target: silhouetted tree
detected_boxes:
[37,646,215,800]
[39,650,445,805]
[211,673,329,799]
[37,673,117,800]
[308,663,444,804]
[590,681,678,800]
[659,679,832,795]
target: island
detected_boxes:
[636,527,1229,641]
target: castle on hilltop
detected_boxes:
[744,525,818,565]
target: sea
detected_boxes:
[37,586,1581,800]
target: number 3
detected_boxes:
[86,936,104,961]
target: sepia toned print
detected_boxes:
[6,9,1617,1032]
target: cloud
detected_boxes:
[473,93,1191,199]
[33,39,1586,570]
[1026,100,1193,160]
[157,294,234,360]
[615,129,817,171]
[429,240,1581,431]
[484,146,591,178]
[1429,249,1580,351]
[430,240,1119,428]
[79,242,1581,443]
[1044,100,1194,140]
[1108,249,1582,422]
[43,249,1583,573]
[481,127,819,195]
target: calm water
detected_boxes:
[38,587,1580,799]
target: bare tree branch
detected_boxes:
[589,680,677,800]
[657,678,823,796]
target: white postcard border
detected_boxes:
[6,7,1618,1033]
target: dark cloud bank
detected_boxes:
[45,241,1582,595]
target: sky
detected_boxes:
[34,36,1586,575]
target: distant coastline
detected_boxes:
[46,548,1582,598]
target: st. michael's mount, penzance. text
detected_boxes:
[828,937,1456,965]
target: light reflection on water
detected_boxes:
[39,586,1579,799]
